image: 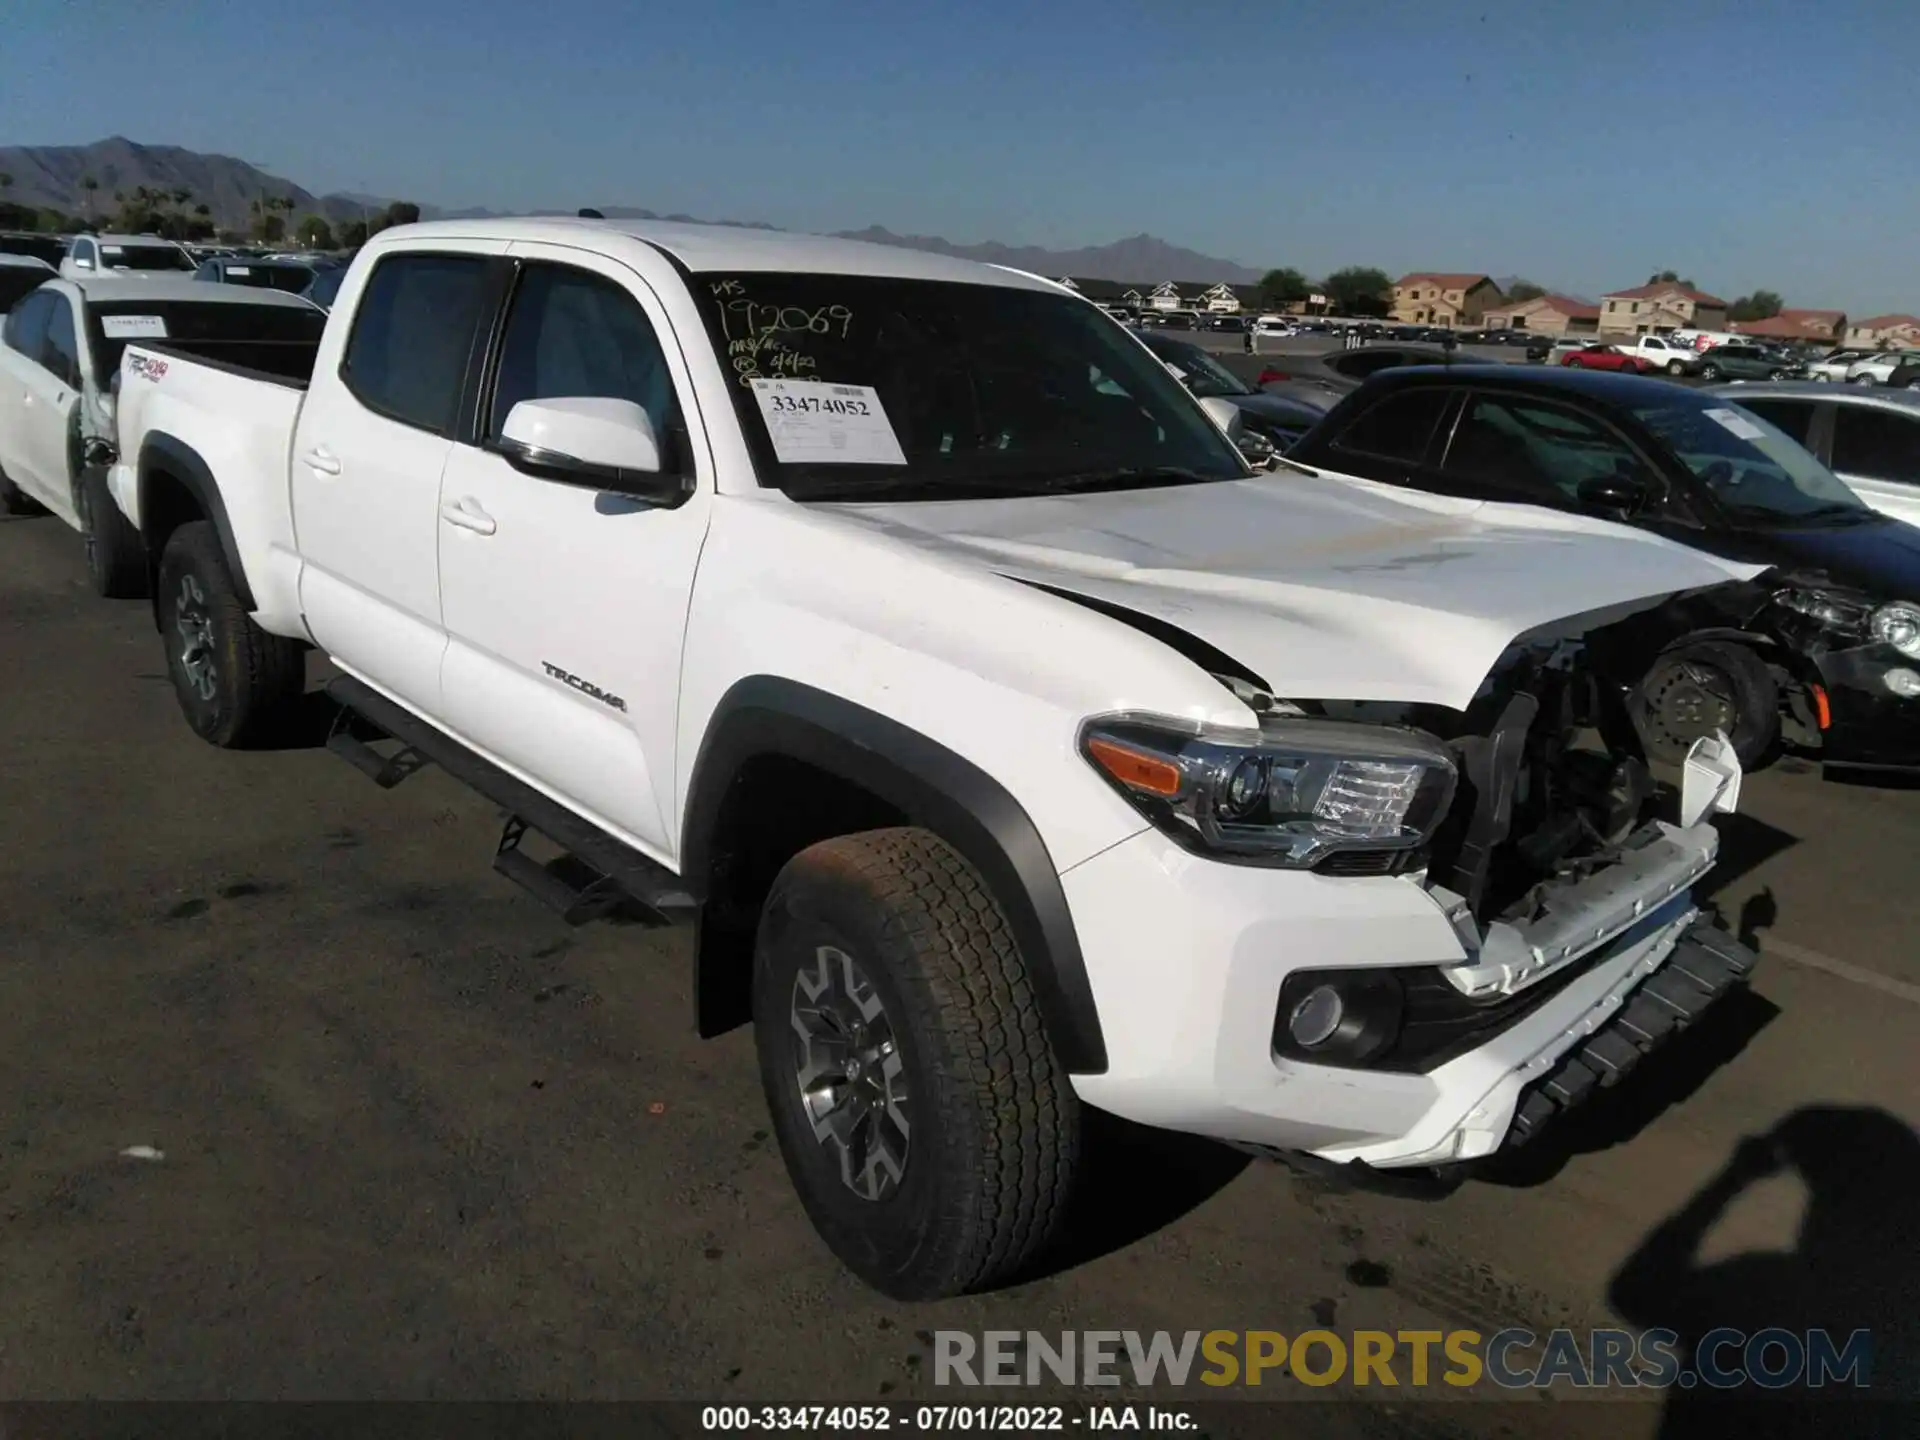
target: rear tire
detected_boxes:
[156,520,305,748]
[752,827,1080,1300]
[1667,360,1687,375]
[1634,640,1779,769]
[78,468,149,599]
[1700,362,1722,381]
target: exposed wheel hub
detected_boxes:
[174,574,218,702]
[1648,662,1734,744]
[790,945,911,1201]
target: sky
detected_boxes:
[8,0,1920,313]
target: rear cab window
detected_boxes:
[1831,405,1920,482]
[1735,399,1817,446]
[340,253,491,436]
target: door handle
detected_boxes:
[300,446,342,476]
[440,497,497,535]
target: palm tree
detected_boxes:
[80,173,99,220]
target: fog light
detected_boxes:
[1887,668,1920,698]
[1288,985,1345,1047]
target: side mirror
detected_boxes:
[72,258,93,272]
[1198,396,1245,439]
[1237,430,1276,467]
[82,437,117,468]
[1576,473,1653,517]
[496,397,691,506]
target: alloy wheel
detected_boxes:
[790,945,911,1201]
[1646,661,1736,751]
[174,573,219,703]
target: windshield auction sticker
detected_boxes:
[100,315,169,339]
[750,379,906,465]
[1702,407,1767,441]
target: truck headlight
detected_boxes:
[1080,713,1457,867]
[1871,601,1920,658]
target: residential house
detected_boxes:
[1146,282,1187,312]
[1730,309,1846,344]
[1843,314,1920,350]
[1391,273,1504,328]
[1479,293,1601,338]
[1597,282,1729,336]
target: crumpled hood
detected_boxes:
[818,472,1767,710]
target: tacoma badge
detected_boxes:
[541,662,628,712]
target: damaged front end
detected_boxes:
[1260,598,1762,1155]
[1766,580,1920,769]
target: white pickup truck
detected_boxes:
[1615,333,1703,375]
[107,218,1762,1300]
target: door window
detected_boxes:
[487,263,682,457]
[1442,394,1650,503]
[1831,406,1920,483]
[42,297,81,387]
[1326,388,1453,464]
[340,253,491,436]
[1736,399,1817,446]
[2,291,56,365]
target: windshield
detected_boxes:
[1139,336,1255,398]
[86,300,325,386]
[99,243,195,272]
[226,263,316,292]
[694,273,1248,500]
[1634,400,1870,523]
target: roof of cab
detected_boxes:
[374,216,1064,290]
[0,254,55,271]
[64,274,321,308]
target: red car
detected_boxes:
[1561,343,1651,373]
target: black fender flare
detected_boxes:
[137,431,256,612]
[681,676,1109,1074]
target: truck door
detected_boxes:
[290,246,500,710]
[433,245,714,861]
[21,292,85,522]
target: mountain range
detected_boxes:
[0,138,1263,283]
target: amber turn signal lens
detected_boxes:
[1086,737,1182,797]
[1811,684,1831,731]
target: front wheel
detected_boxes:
[1853,373,1877,385]
[1699,363,1722,380]
[1634,640,1779,769]
[156,520,305,747]
[1667,360,1688,375]
[752,827,1080,1300]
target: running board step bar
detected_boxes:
[324,675,699,926]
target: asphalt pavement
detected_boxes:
[2,509,1916,1434]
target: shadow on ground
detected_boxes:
[1611,1105,1920,1436]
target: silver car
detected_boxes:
[1708,380,1920,528]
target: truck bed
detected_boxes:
[137,338,320,389]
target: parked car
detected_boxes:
[105,217,1762,1297]
[1805,348,1874,383]
[1709,381,1920,530]
[1,232,70,268]
[0,253,55,313]
[59,233,198,280]
[1288,364,1920,771]
[1881,355,1920,392]
[0,276,325,591]
[1845,351,1919,386]
[1692,343,1803,383]
[1546,337,1596,365]
[1561,343,1654,373]
[1132,330,1331,450]
[194,255,322,293]
[1616,334,1703,375]
[1255,343,1464,397]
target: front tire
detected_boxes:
[1700,362,1722,380]
[752,827,1080,1300]
[1634,640,1779,769]
[78,468,149,599]
[1667,360,1688,375]
[156,520,305,747]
